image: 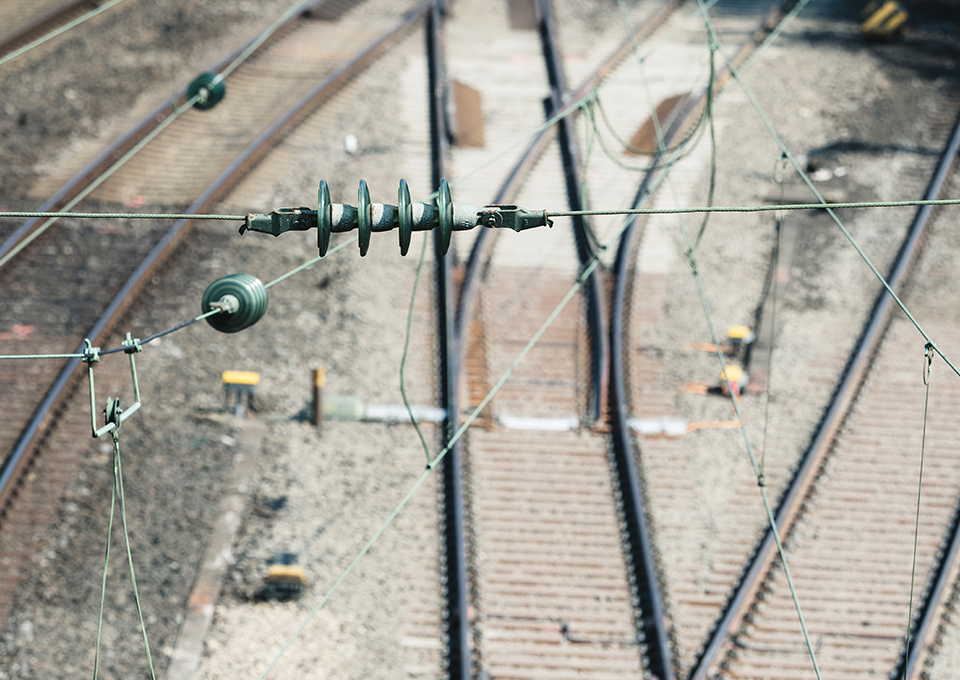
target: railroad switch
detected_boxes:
[223,370,260,417]
[240,178,552,257]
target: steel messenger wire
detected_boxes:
[0,0,315,272]
[0,0,129,68]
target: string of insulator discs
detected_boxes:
[203,178,551,333]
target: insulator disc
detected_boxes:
[358,179,372,257]
[398,179,412,256]
[202,273,268,333]
[318,180,332,256]
[438,178,453,256]
[187,72,226,110]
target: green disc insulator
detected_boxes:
[438,177,453,256]
[398,179,413,256]
[202,273,268,333]
[187,72,225,111]
[358,179,372,257]
[318,180,332,256]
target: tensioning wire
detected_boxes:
[0,0,129,68]
[255,247,605,680]
[903,343,936,679]
[704,5,960,381]
[3,198,960,226]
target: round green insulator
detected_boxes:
[357,179,372,257]
[398,178,413,256]
[318,180,332,256]
[201,273,268,333]
[437,177,453,256]
[187,72,226,111]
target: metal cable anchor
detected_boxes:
[82,333,143,438]
[240,178,552,256]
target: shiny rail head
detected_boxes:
[240,179,553,257]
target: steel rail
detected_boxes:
[536,0,608,425]
[425,1,472,678]
[0,0,337,268]
[0,0,98,58]
[0,4,430,518]
[686,23,960,680]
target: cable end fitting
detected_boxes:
[478,206,552,232]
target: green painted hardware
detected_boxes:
[241,179,553,256]
[201,273,269,333]
[187,72,226,110]
[318,180,332,256]
[358,179,373,257]
[83,333,143,438]
[398,179,413,256]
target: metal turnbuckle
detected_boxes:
[240,178,553,256]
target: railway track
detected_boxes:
[0,0,426,632]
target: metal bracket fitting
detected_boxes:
[85,333,143,438]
